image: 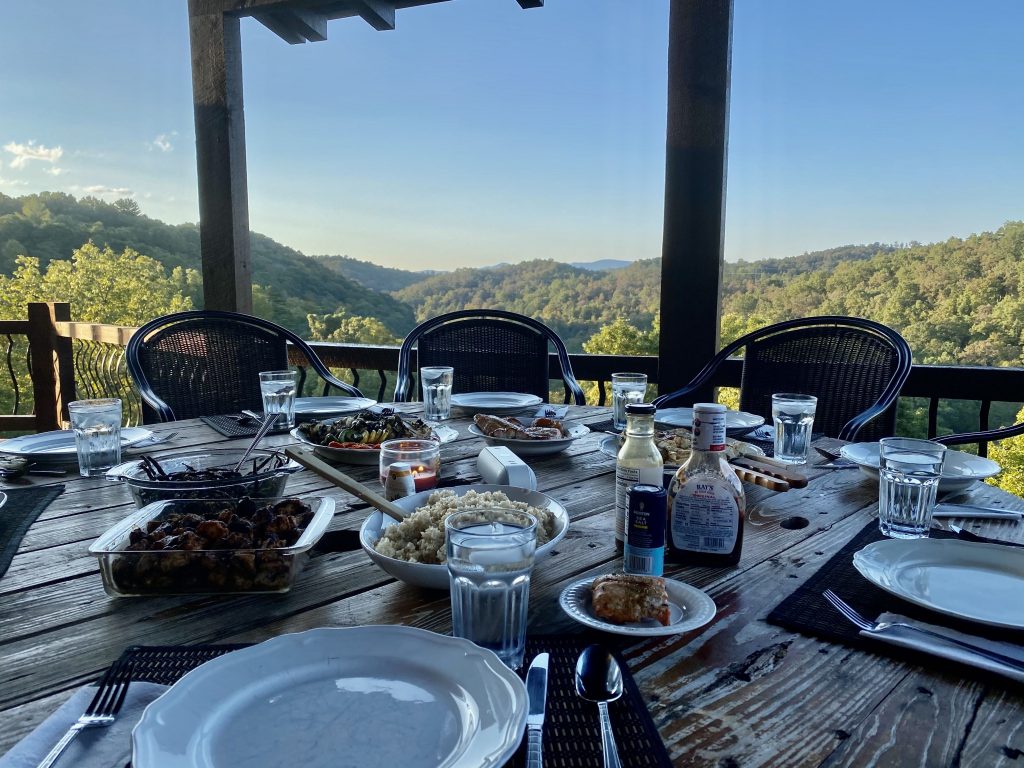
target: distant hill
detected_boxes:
[312,254,432,293]
[0,192,416,335]
[569,259,632,271]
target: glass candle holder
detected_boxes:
[379,438,441,492]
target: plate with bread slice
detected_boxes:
[558,573,716,637]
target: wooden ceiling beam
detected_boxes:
[351,0,396,31]
[517,0,544,7]
[254,11,307,43]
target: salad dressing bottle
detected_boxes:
[666,402,745,566]
[615,403,663,552]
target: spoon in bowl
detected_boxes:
[575,645,624,768]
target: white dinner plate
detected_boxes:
[598,434,765,470]
[839,442,1001,493]
[132,626,527,768]
[293,396,377,421]
[450,392,543,415]
[852,538,1024,629]
[655,407,765,435]
[0,427,155,464]
[361,484,570,590]
[468,422,590,457]
[559,576,716,637]
[290,424,459,465]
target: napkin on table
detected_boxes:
[0,682,167,768]
[859,612,1024,683]
[534,405,569,419]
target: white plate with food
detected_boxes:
[450,392,543,415]
[0,427,155,465]
[292,411,458,465]
[559,574,717,637]
[360,484,570,589]
[598,430,765,469]
[852,538,1024,629]
[839,442,1001,493]
[469,414,590,457]
[132,626,527,768]
[293,396,377,421]
[655,407,765,435]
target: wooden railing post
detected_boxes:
[27,302,75,431]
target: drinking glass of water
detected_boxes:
[420,366,454,421]
[445,508,537,671]
[771,393,818,464]
[68,398,122,477]
[259,370,298,430]
[611,372,647,431]
[878,437,947,539]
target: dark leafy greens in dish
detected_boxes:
[297,409,433,449]
[137,453,288,482]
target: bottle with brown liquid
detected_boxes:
[666,402,745,566]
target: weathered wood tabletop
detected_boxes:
[2,405,1023,766]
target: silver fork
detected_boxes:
[37,656,133,768]
[133,431,178,449]
[822,589,1024,670]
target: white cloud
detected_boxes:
[151,132,177,152]
[3,140,63,169]
[45,167,64,176]
[80,184,133,198]
[0,177,29,187]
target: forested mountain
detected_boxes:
[0,192,415,335]
[393,258,662,350]
[312,254,430,293]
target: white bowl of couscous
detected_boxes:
[359,484,571,590]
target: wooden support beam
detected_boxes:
[188,2,254,313]
[290,9,328,41]
[27,302,75,431]
[658,0,733,399]
[352,0,396,31]
[254,12,308,44]
[517,0,545,8]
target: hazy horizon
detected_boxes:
[2,1,1022,270]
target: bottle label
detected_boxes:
[624,545,664,577]
[670,480,739,554]
[615,466,662,542]
[692,410,727,452]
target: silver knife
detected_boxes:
[933,504,1023,520]
[526,652,549,768]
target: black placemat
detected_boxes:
[766,520,1024,651]
[200,414,291,439]
[0,484,64,579]
[117,633,671,768]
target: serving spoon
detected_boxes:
[575,645,624,768]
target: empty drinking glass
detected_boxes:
[68,398,122,477]
[878,437,947,538]
[259,370,298,430]
[420,366,454,421]
[611,373,647,431]
[772,393,818,464]
[446,508,537,670]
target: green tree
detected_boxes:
[307,309,401,345]
[114,198,141,216]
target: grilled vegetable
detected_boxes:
[297,409,433,448]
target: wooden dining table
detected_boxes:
[2,404,1023,766]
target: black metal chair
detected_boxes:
[125,310,363,423]
[653,316,913,441]
[394,309,585,405]
[935,423,1024,458]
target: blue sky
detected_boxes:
[0,0,1021,270]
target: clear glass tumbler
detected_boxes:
[446,508,537,670]
[259,370,298,430]
[68,398,122,477]
[878,437,947,539]
[379,438,441,491]
[420,366,454,421]
[772,393,818,464]
[611,372,647,431]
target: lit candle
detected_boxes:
[412,466,438,491]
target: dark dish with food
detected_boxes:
[473,413,569,440]
[105,497,318,594]
[297,409,433,449]
[106,449,302,508]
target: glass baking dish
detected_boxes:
[89,496,334,596]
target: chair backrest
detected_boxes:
[655,316,912,441]
[126,310,361,422]
[395,309,585,404]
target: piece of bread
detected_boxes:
[591,573,671,626]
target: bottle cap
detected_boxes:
[625,403,656,415]
[693,402,726,414]
[387,462,413,475]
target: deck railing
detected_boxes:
[3,303,1023,456]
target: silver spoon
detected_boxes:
[575,645,624,768]
[232,414,278,473]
